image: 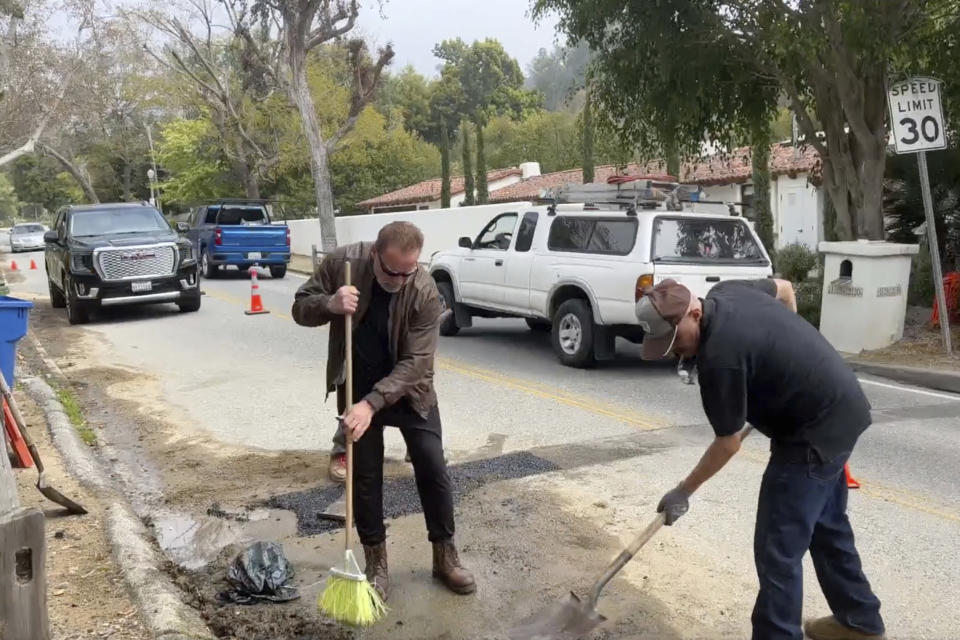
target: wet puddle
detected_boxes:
[151,507,299,570]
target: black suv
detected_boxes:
[44,203,201,324]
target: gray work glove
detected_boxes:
[657,485,691,525]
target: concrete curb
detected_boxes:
[22,375,216,640]
[849,361,960,395]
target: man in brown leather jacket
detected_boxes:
[292,221,475,601]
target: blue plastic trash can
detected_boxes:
[0,296,33,387]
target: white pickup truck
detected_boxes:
[429,187,773,367]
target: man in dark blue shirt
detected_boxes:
[636,278,884,640]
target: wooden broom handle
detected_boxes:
[344,261,354,549]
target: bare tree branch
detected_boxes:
[325,43,394,152]
[0,116,47,167]
[305,0,357,50]
[37,141,100,203]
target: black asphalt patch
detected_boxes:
[264,451,560,536]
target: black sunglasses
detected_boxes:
[377,252,418,278]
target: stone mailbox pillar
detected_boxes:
[818,240,919,354]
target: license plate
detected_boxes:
[247,252,262,260]
[131,281,152,293]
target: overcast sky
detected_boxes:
[357,0,561,77]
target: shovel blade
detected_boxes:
[508,592,606,640]
[37,477,87,515]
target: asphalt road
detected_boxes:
[7,249,960,638]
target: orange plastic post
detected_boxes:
[844,463,860,489]
[244,268,269,315]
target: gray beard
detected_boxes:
[379,280,402,293]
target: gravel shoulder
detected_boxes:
[12,388,150,640]
[856,306,960,371]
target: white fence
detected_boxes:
[287,202,532,259]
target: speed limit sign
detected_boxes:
[887,77,947,154]
[887,76,953,354]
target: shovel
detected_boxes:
[0,371,87,515]
[508,512,665,640]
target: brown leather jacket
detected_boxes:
[291,242,442,417]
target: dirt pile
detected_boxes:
[165,548,354,640]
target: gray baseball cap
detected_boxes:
[635,279,692,360]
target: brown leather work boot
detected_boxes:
[804,616,885,640]
[362,542,390,602]
[432,540,476,594]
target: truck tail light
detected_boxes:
[635,274,654,301]
[285,227,290,246]
[214,227,222,246]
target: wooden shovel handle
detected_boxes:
[344,261,354,550]
[587,512,666,608]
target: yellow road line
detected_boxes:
[436,356,668,431]
[201,287,667,432]
[738,448,960,524]
[23,281,960,525]
[202,287,292,321]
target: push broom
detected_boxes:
[318,261,387,626]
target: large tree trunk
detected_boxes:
[288,50,337,250]
[804,33,889,241]
[40,143,100,204]
[122,159,133,201]
[815,119,887,241]
[235,141,261,200]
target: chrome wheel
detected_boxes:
[558,312,582,355]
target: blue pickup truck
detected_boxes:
[185,200,291,278]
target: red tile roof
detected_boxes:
[489,144,821,203]
[679,143,820,186]
[357,167,523,208]
[488,164,661,203]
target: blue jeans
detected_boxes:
[752,446,884,640]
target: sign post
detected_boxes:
[887,77,952,355]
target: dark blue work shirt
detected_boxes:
[697,280,872,460]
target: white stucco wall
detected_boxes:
[774,174,820,251]
[288,202,533,259]
[698,183,741,205]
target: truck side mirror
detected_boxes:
[458,237,473,249]
[43,230,58,243]
[175,222,189,233]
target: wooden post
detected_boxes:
[1,420,50,640]
[311,244,319,273]
[918,151,953,355]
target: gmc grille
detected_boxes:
[95,244,177,281]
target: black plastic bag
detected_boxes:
[219,541,300,604]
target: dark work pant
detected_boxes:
[752,446,884,640]
[338,388,455,546]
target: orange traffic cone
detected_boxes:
[9,260,17,271]
[29,259,37,270]
[244,268,269,315]
[844,463,860,489]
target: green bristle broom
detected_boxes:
[318,261,387,626]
